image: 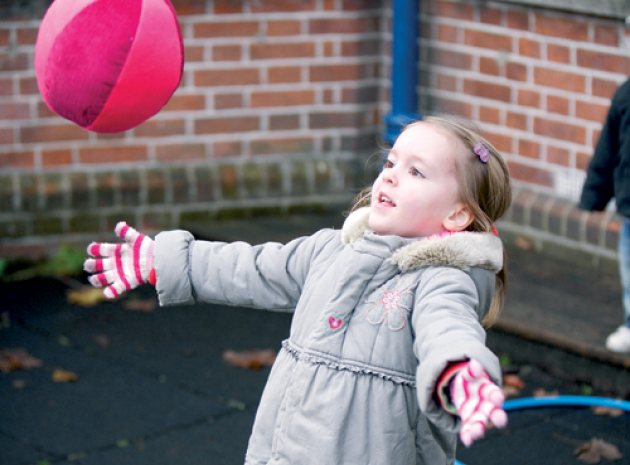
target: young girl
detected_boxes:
[84,115,511,465]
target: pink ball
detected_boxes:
[35,0,184,133]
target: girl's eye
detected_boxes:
[383,159,394,169]
[410,167,425,178]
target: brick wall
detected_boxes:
[0,0,387,257]
[0,0,629,261]
[420,0,629,260]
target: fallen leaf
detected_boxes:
[515,236,534,250]
[123,297,157,313]
[52,368,79,383]
[67,286,106,307]
[0,348,43,373]
[223,349,276,370]
[592,406,624,417]
[575,438,623,464]
[533,388,559,397]
[502,373,525,397]
[93,334,110,349]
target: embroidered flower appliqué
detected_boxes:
[365,288,412,331]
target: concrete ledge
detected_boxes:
[494,0,629,20]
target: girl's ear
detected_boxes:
[443,204,474,232]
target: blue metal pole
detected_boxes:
[384,0,421,145]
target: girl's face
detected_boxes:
[369,122,471,238]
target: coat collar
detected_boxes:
[341,207,503,273]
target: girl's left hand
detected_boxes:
[450,359,507,446]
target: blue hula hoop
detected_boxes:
[454,395,630,465]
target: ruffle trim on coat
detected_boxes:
[341,207,503,273]
[282,339,416,387]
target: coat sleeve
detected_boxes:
[153,228,335,310]
[411,267,501,432]
[579,79,629,211]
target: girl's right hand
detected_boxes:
[83,222,156,299]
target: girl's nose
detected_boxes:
[382,167,397,185]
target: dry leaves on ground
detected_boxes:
[52,368,79,383]
[574,438,623,464]
[0,348,43,373]
[67,286,107,307]
[222,349,276,370]
[502,373,525,397]
[123,297,157,313]
[592,406,624,417]
[533,388,559,397]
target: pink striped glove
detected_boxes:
[439,359,507,447]
[83,222,156,299]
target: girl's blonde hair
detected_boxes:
[351,115,512,326]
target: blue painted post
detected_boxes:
[384,0,421,145]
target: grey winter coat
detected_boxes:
[154,207,503,465]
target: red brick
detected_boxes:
[163,94,206,112]
[21,124,89,143]
[133,119,186,137]
[267,20,301,36]
[534,13,588,41]
[173,0,207,15]
[342,85,380,104]
[463,80,511,102]
[194,21,259,38]
[0,29,9,46]
[508,160,553,187]
[547,44,570,64]
[534,68,585,93]
[212,0,243,14]
[577,50,629,75]
[323,42,335,57]
[310,64,363,82]
[507,111,527,130]
[479,106,500,125]
[156,143,206,162]
[213,44,242,61]
[594,24,618,46]
[0,127,14,144]
[341,39,380,57]
[270,114,300,131]
[16,27,37,45]
[79,146,147,164]
[309,111,361,129]
[269,66,302,84]
[250,42,315,60]
[576,150,592,170]
[576,100,609,123]
[251,0,316,12]
[0,52,29,71]
[213,141,243,157]
[215,93,243,109]
[432,1,474,20]
[518,89,541,108]
[519,38,541,58]
[464,30,512,52]
[546,95,569,115]
[483,130,512,153]
[195,116,259,134]
[252,90,314,108]
[507,10,529,30]
[437,24,459,43]
[42,149,72,168]
[534,117,585,144]
[518,139,541,159]
[433,98,473,119]
[185,45,204,62]
[547,145,570,167]
[0,151,34,169]
[195,68,260,87]
[0,77,12,96]
[480,57,500,76]
[0,101,29,120]
[309,17,376,34]
[19,77,38,95]
[436,73,457,92]
[430,49,472,70]
[506,62,527,81]
[480,6,502,25]
[592,78,619,99]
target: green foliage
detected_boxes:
[41,244,85,277]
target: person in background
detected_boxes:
[579,77,630,354]
[83,115,511,465]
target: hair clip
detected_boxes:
[473,142,490,163]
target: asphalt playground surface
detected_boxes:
[1,211,629,465]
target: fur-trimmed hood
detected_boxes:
[341,207,503,273]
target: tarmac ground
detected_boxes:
[1,211,629,465]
